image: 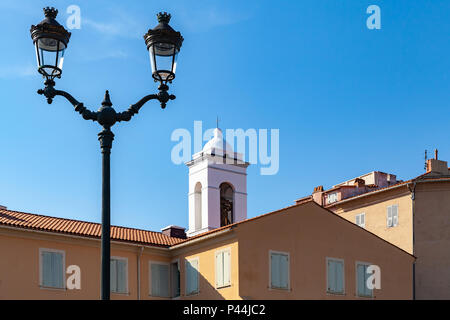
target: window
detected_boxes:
[327,192,338,204]
[356,263,373,297]
[111,257,127,294]
[387,205,399,228]
[40,249,65,288]
[270,251,289,290]
[150,262,169,297]
[171,261,180,298]
[355,213,365,228]
[327,258,344,294]
[194,182,202,230]
[220,183,234,227]
[215,249,231,288]
[185,258,199,295]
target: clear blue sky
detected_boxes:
[0,0,449,232]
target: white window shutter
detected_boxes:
[356,215,360,226]
[387,206,393,227]
[393,205,398,226]
[224,251,231,286]
[361,213,365,227]
[215,252,224,287]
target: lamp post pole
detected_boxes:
[31,8,183,300]
[99,128,113,299]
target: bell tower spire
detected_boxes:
[185,126,249,237]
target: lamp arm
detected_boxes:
[37,80,98,122]
[116,87,176,122]
[116,94,159,122]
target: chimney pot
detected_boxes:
[354,178,365,188]
[313,185,324,193]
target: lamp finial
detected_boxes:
[157,12,171,24]
[43,7,58,19]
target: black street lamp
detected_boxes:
[30,7,183,300]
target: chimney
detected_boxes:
[161,225,186,239]
[354,178,365,188]
[312,185,324,206]
[426,149,449,174]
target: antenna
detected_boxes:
[424,150,428,171]
[216,116,219,129]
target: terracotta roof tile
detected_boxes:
[0,209,183,247]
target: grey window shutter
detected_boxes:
[270,253,280,288]
[151,264,160,296]
[356,215,360,226]
[186,260,199,295]
[336,261,343,293]
[42,251,52,287]
[117,260,126,293]
[357,264,365,296]
[327,260,334,291]
[364,265,373,297]
[110,259,117,292]
[160,264,169,298]
[171,263,180,297]
[279,254,289,289]
[186,261,193,294]
[53,252,63,288]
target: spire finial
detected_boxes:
[216,116,219,129]
[102,90,112,107]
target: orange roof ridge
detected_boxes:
[0,208,183,247]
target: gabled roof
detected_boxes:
[0,200,416,258]
[0,208,183,247]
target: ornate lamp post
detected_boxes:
[30,7,183,300]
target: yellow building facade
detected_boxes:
[303,155,450,299]
[0,201,414,300]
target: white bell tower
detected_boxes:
[186,128,249,237]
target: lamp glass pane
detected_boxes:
[35,38,65,78]
[149,42,177,81]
